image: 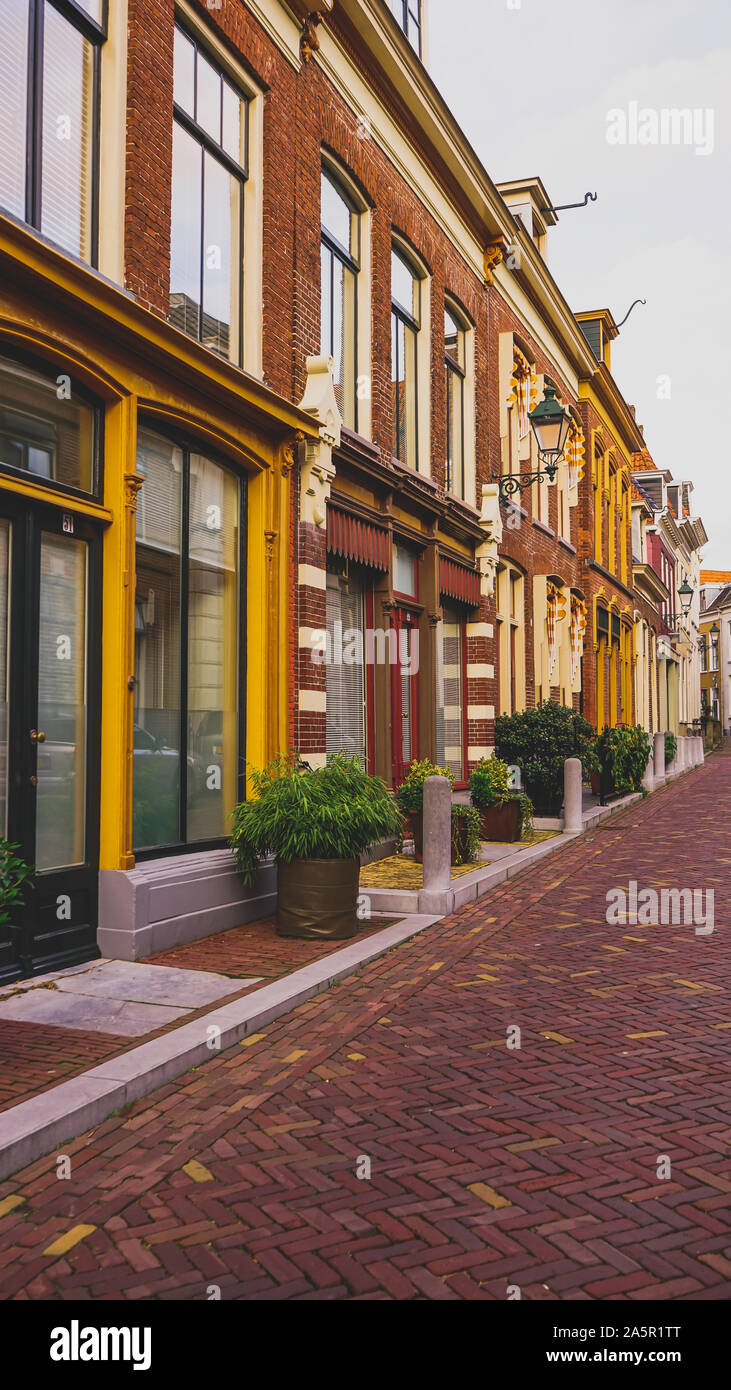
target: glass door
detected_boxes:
[390,607,419,787]
[0,499,100,982]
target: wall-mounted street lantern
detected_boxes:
[494,385,573,503]
[667,578,694,627]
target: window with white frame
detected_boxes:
[391,246,421,469]
[170,24,248,365]
[0,0,106,264]
[444,304,466,497]
[496,562,525,715]
[321,168,361,431]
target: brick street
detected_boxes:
[0,752,728,1301]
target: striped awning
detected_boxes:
[327,505,389,571]
[439,555,481,607]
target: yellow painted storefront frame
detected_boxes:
[0,219,318,874]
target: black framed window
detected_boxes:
[0,350,99,497]
[444,303,466,497]
[320,168,360,431]
[170,24,248,365]
[388,0,422,54]
[391,247,420,469]
[133,426,245,853]
[0,0,106,264]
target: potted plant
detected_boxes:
[495,701,598,816]
[230,754,402,940]
[469,757,533,842]
[595,724,651,803]
[395,759,455,861]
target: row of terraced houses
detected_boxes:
[0,0,708,978]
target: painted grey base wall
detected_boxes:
[98,850,277,961]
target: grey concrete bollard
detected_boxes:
[653,731,666,785]
[563,757,583,833]
[695,735,705,766]
[641,738,655,792]
[420,775,454,913]
[676,737,686,772]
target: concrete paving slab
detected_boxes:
[0,989,189,1036]
[51,959,253,1008]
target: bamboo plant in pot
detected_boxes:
[469,757,533,842]
[395,759,455,862]
[230,754,403,940]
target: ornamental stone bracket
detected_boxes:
[476,482,503,596]
[298,354,341,528]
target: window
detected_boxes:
[321,169,360,430]
[393,543,416,597]
[388,0,423,54]
[391,248,421,468]
[436,604,464,781]
[0,352,98,495]
[326,572,368,765]
[496,562,524,715]
[133,427,244,850]
[170,24,248,364]
[0,0,105,263]
[444,305,466,497]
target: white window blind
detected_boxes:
[326,575,366,765]
[436,603,463,779]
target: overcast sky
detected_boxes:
[428,0,730,568]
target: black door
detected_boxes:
[0,498,101,982]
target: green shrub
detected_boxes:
[494,701,598,814]
[665,732,677,768]
[0,840,32,929]
[230,753,403,887]
[595,725,651,794]
[451,805,481,866]
[395,758,455,816]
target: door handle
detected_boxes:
[29,775,38,786]
[29,729,46,743]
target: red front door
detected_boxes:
[390,607,419,787]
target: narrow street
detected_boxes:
[0,751,728,1301]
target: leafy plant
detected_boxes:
[469,756,512,808]
[395,758,455,816]
[450,805,481,866]
[230,753,403,887]
[595,725,651,794]
[494,701,598,814]
[665,732,677,768]
[469,756,534,839]
[0,840,32,929]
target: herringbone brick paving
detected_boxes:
[0,752,729,1300]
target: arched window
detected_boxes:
[391,246,421,469]
[321,167,361,430]
[0,350,99,496]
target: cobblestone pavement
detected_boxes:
[0,753,729,1300]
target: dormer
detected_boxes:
[386,0,426,58]
[497,177,557,261]
[575,309,619,370]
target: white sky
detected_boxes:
[428,0,730,567]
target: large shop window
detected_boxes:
[496,562,525,716]
[436,603,464,781]
[325,572,368,766]
[170,24,248,365]
[391,247,420,469]
[0,352,98,495]
[321,169,360,431]
[133,427,244,852]
[0,0,105,263]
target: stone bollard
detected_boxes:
[420,775,454,914]
[642,740,655,793]
[563,757,583,833]
[653,731,666,786]
[695,735,704,766]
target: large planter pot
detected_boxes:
[276,858,360,940]
[477,800,522,843]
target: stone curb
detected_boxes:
[0,912,440,1182]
